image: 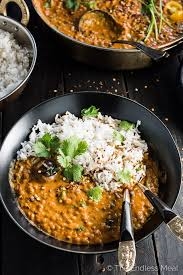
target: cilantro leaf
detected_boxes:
[33,133,60,158]
[72,164,84,181]
[33,141,50,157]
[65,0,79,10]
[117,169,132,184]
[83,0,96,9]
[60,136,78,158]
[113,130,125,143]
[59,137,88,158]
[57,155,72,168]
[87,186,103,202]
[81,105,99,117]
[63,164,83,182]
[74,140,88,156]
[119,121,135,131]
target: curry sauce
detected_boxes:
[33,0,183,48]
[10,156,159,245]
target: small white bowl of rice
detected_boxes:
[0,6,37,108]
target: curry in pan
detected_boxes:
[33,0,183,48]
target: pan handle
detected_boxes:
[0,0,30,26]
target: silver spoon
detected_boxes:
[118,189,136,272]
[138,182,183,241]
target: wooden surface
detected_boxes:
[1,1,183,275]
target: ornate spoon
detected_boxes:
[138,182,183,241]
[118,189,136,272]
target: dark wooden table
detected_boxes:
[1,2,183,275]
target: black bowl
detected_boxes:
[0,92,181,253]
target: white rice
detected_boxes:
[17,111,148,191]
[0,29,29,96]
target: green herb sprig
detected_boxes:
[33,133,60,158]
[119,120,134,131]
[64,0,96,11]
[87,186,103,202]
[117,169,132,184]
[81,105,99,117]
[33,133,88,182]
[57,136,88,182]
[141,0,172,41]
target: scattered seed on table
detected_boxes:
[70,89,73,92]
[113,78,116,81]
[151,108,155,112]
[144,85,148,89]
[134,88,138,92]
[165,117,169,121]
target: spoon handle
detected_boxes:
[138,183,183,242]
[113,40,169,61]
[138,183,176,223]
[118,189,136,272]
[167,216,183,242]
[120,189,133,241]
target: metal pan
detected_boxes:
[0,92,181,253]
[32,0,183,70]
[0,0,37,109]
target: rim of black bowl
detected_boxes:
[0,92,182,254]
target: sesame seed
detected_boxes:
[165,118,169,121]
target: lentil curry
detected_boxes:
[10,156,158,245]
[10,107,159,245]
[33,0,183,48]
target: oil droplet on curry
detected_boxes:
[10,157,158,245]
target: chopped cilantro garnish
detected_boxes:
[83,0,96,9]
[57,136,87,182]
[57,154,72,168]
[119,121,135,131]
[63,164,83,182]
[75,225,85,232]
[59,136,88,159]
[33,133,60,158]
[118,169,132,184]
[87,186,103,202]
[65,0,79,10]
[65,0,96,11]
[113,130,125,143]
[81,105,99,117]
